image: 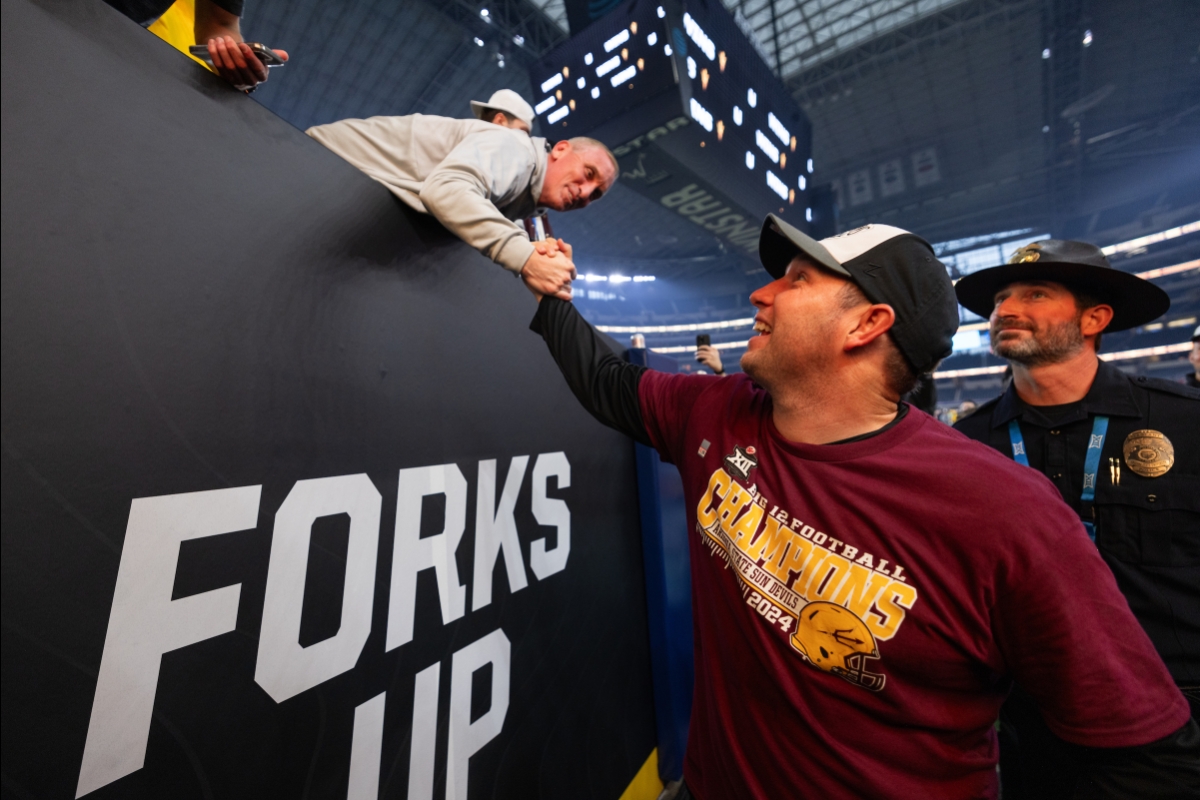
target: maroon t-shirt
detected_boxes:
[638,372,1189,800]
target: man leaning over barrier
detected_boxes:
[306,101,616,300]
[526,218,1198,798]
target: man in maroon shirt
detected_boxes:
[528,219,1198,798]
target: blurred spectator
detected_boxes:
[471,89,534,135]
[695,344,724,375]
[108,0,286,91]
[957,399,978,418]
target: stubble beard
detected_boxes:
[992,317,1085,366]
[740,345,771,388]
[741,319,838,393]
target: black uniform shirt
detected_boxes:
[955,360,1200,686]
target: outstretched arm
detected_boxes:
[530,297,650,445]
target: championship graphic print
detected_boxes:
[697,446,918,692]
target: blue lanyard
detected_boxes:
[1008,415,1109,541]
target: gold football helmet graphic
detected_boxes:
[791,602,886,691]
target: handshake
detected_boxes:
[520,238,577,302]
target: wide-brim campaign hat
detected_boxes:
[758,215,959,375]
[954,239,1169,332]
[470,89,535,126]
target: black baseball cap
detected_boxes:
[954,239,1170,331]
[758,214,958,375]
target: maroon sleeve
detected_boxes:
[991,483,1190,748]
[638,370,722,465]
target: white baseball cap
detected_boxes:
[470,89,535,126]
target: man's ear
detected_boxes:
[1079,303,1113,338]
[550,139,572,160]
[844,304,896,353]
[493,111,510,126]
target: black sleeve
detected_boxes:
[102,0,174,26]
[1073,719,1200,799]
[530,298,652,446]
[208,0,245,17]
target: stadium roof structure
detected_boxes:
[243,0,1199,339]
[525,0,969,79]
[721,0,969,78]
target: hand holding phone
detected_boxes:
[695,336,725,375]
[190,38,288,92]
[189,42,286,67]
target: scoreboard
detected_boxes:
[529,1,676,137]
[529,0,814,240]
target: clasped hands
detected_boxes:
[521,238,576,302]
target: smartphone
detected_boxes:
[696,334,711,347]
[189,42,286,67]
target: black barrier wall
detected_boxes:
[0,1,658,797]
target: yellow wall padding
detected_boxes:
[619,749,665,800]
[147,0,210,69]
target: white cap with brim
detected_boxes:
[470,89,535,126]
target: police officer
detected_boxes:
[953,239,1200,799]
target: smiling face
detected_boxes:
[740,257,856,391]
[989,280,1110,366]
[537,140,617,212]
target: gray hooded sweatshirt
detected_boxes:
[307,114,546,273]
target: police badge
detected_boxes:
[1008,243,1042,264]
[1122,430,1175,478]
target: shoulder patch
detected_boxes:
[1129,374,1200,401]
